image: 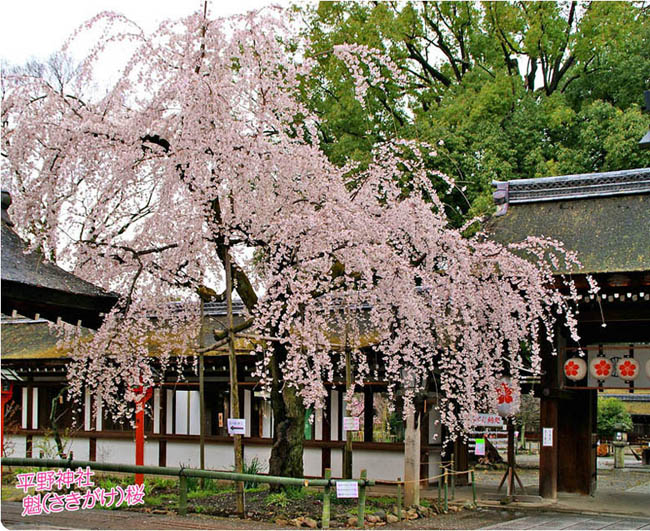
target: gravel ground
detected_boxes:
[381,507,518,529]
[471,461,650,492]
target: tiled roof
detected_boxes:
[487,169,650,274]
[1,191,118,327]
[493,168,650,208]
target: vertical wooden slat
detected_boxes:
[363,387,373,443]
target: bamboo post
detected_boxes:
[358,469,367,528]
[471,470,477,506]
[322,469,331,529]
[437,467,441,504]
[396,477,402,520]
[443,469,448,513]
[450,452,455,500]
[225,249,245,516]
[178,474,188,516]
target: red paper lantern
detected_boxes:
[496,379,519,417]
[589,357,613,379]
[616,358,639,381]
[564,358,587,381]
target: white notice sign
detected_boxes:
[542,427,553,447]
[471,413,504,428]
[343,417,360,431]
[336,481,359,498]
[227,418,246,435]
[474,438,486,456]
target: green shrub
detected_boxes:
[238,457,266,489]
[597,397,633,437]
[265,491,290,509]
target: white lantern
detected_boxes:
[646,359,650,378]
[589,357,613,380]
[495,379,520,417]
[616,358,640,381]
[564,357,587,381]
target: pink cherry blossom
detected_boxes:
[1,7,593,438]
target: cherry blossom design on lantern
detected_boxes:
[589,357,612,380]
[496,379,520,417]
[497,383,513,404]
[564,357,587,381]
[616,358,639,381]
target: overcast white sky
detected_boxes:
[0,0,295,65]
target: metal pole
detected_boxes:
[322,468,331,529]
[358,469,367,528]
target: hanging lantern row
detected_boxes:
[564,357,648,381]
[564,358,587,381]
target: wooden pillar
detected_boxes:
[89,437,96,462]
[453,438,469,486]
[539,396,558,498]
[134,387,153,485]
[159,387,167,466]
[1,384,13,454]
[539,329,564,499]
[558,389,596,494]
[420,405,429,487]
[363,387,373,443]
[404,410,420,506]
[322,388,331,477]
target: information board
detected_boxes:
[474,438,486,456]
[471,413,504,428]
[343,417,360,431]
[336,481,359,498]
[542,427,553,447]
[227,418,246,435]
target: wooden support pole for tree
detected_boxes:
[451,451,455,500]
[178,473,188,516]
[343,340,353,479]
[471,469,477,506]
[396,477,403,520]
[357,469,367,528]
[199,298,206,486]
[225,249,245,516]
[404,409,420,507]
[507,420,515,496]
[322,468,331,529]
[443,468,448,512]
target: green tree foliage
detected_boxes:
[597,397,633,437]
[302,1,650,220]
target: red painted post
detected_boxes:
[134,387,153,485]
[1,384,14,455]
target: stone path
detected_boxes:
[482,513,650,530]
[1,501,281,530]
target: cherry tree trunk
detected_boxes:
[269,343,305,486]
